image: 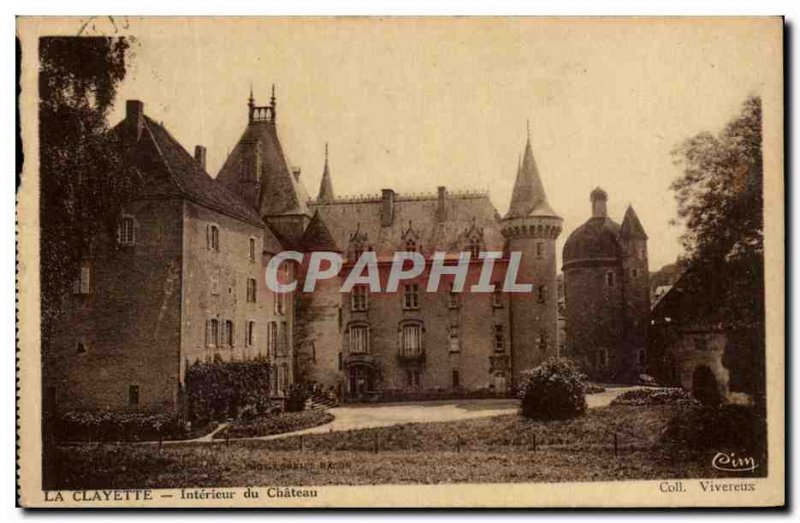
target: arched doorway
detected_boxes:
[692,365,722,406]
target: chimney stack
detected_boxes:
[381,189,395,227]
[125,100,144,142]
[194,145,207,171]
[436,186,447,223]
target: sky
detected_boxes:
[108,17,781,271]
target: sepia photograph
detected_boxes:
[15,16,784,508]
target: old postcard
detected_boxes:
[16,16,784,508]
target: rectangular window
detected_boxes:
[536,241,544,258]
[207,224,219,251]
[224,320,234,346]
[266,321,276,355]
[280,321,289,356]
[631,268,639,278]
[73,266,91,295]
[211,272,220,296]
[606,271,615,288]
[249,237,256,262]
[349,325,369,354]
[538,285,548,304]
[118,216,136,246]
[246,320,256,348]
[247,278,257,303]
[493,325,504,352]
[452,370,460,388]
[448,283,460,309]
[206,319,219,347]
[401,324,423,356]
[274,292,285,315]
[128,385,140,407]
[406,369,420,387]
[448,325,460,352]
[492,285,503,308]
[351,285,369,311]
[403,284,419,310]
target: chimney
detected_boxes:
[381,189,395,227]
[590,187,608,218]
[125,100,144,142]
[436,186,447,223]
[194,145,207,170]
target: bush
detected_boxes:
[611,387,698,407]
[185,358,272,422]
[214,410,334,439]
[520,358,587,420]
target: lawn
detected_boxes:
[47,403,766,489]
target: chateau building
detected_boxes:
[562,187,650,382]
[44,90,564,414]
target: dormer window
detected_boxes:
[468,238,481,259]
[405,238,417,253]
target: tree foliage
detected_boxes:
[670,96,764,327]
[39,37,136,340]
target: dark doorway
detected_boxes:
[692,365,722,406]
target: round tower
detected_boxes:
[501,131,562,384]
[562,188,649,383]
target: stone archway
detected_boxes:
[692,365,722,406]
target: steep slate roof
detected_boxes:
[115,114,265,227]
[309,192,504,260]
[620,205,648,239]
[217,109,311,217]
[504,134,559,219]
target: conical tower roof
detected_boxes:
[317,143,335,203]
[620,205,648,239]
[301,209,341,252]
[504,126,559,219]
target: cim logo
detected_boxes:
[711,452,759,473]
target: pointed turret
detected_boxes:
[505,125,558,219]
[317,143,335,203]
[301,209,340,252]
[620,205,648,239]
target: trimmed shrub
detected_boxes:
[520,358,587,420]
[611,387,698,407]
[185,358,272,422]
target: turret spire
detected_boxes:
[620,204,648,239]
[505,124,557,219]
[317,142,335,203]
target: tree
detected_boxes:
[670,96,764,328]
[39,37,136,341]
